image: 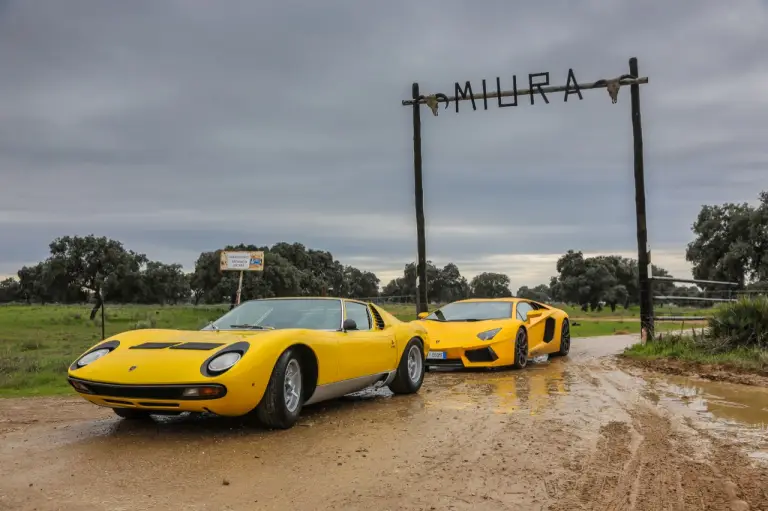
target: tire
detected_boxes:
[388,337,425,395]
[512,327,528,370]
[112,408,152,420]
[252,347,304,429]
[553,318,571,357]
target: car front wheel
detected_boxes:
[512,328,528,369]
[252,347,304,429]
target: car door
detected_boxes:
[335,300,397,381]
[515,301,548,351]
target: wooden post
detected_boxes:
[235,270,244,306]
[100,287,105,340]
[629,57,654,339]
[412,83,428,315]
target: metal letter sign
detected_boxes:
[402,68,646,115]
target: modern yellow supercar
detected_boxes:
[67,297,429,429]
[415,298,571,370]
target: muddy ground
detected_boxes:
[1,334,767,511]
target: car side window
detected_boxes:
[345,302,372,331]
[516,302,533,321]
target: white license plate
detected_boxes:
[426,351,447,360]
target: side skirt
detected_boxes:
[304,371,396,406]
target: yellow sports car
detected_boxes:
[67,297,429,429]
[415,298,570,370]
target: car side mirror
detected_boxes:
[342,318,357,331]
[417,312,429,319]
[526,310,543,321]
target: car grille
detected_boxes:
[67,378,227,400]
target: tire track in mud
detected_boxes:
[549,362,768,511]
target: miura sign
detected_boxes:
[432,69,584,113]
[401,58,654,337]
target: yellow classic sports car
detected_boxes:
[67,297,429,429]
[415,298,570,370]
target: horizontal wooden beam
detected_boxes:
[402,76,649,106]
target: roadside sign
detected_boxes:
[220,251,264,272]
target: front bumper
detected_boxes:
[67,377,255,416]
[426,339,516,369]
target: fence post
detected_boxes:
[629,57,654,339]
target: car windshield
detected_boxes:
[204,298,342,331]
[424,301,512,322]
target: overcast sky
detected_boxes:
[1,0,766,290]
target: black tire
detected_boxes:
[388,338,425,395]
[512,327,528,370]
[553,318,571,357]
[251,347,304,430]
[112,408,152,420]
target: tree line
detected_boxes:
[2,190,767,313]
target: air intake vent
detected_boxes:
[369,305,386,329]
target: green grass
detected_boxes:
[622,334,768,374]
[0,303,702,397]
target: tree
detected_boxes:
[47,235,148,318]
[0,278,20,303]
[550,249,676,311]
[516,284,551,303]
[685,194,768,289]
[381,261,470,304]
[470,272,512,298]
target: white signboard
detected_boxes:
[220,251,264,272]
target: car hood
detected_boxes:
[68,328,278,384]
[418,319,515,349]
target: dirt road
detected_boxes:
[1,335,767,511]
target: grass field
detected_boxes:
[0,303,707,396]
[623,334,768,374]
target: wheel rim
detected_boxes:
[562,320,571,352]
[284,359,302,413]
[406,344,422,383]
[517,330,528,365]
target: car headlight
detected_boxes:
[477,328,502,341]
[207,352,242,373]
[76,348,111,367]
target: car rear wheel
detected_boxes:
[512,328,528,369]
[553,319,571,357]
[112,408,152,420]
[388,337,425,395]
[251,347,304,429]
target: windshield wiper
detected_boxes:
[229,324,275,330]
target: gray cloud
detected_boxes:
[1,0,767,291]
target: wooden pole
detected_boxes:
[100,287,105,340]
[629,57,654,339]
[236,270,244,306]
[412,83,428,315]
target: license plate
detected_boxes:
[427,351,447,360]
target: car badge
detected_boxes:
[128,366,137,372]
[435,340,440,344]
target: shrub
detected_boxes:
[702,296,768,352]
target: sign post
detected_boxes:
[219,251,265,306]
[401,59,652,332]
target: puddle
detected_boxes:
[421,358,573,415]
[649,374,768,428]
[645,373,768,463]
